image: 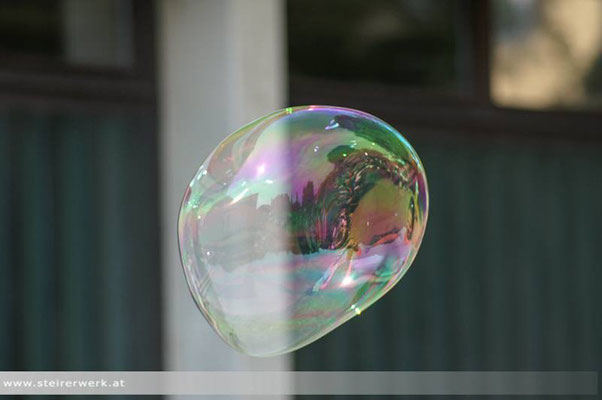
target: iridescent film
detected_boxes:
[178,106,429,356]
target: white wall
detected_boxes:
[158,0,291,393]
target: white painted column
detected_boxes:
[158,0,291,393]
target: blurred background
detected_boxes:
[0,0,600,399]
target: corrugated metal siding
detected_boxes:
[0,108,162,399]
[295,133,601,398]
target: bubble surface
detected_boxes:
[178,106,428,356]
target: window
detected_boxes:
[288,0,470,92]
[288,0,602,116]
[491,0,602,110]
[0,0,134,69]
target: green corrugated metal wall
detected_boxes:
[0,107,162,400]
[295,131,601,398]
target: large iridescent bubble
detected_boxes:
[178,106,428,356]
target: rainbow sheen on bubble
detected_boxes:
[178,106,428,356]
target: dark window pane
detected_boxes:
[0,0,134,69]
[287,0,468,91]
[491,0,602,111]
[0,0,63,58]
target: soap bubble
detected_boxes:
[178,106,428,356]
